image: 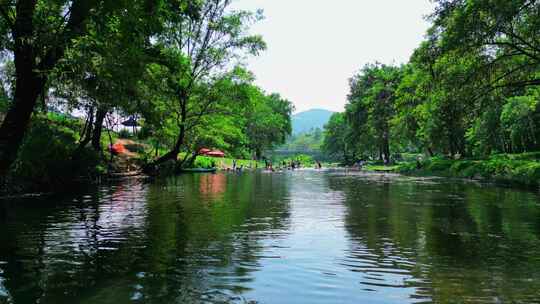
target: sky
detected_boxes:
[231,0,435,113]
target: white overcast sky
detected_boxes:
[231,0,435,113]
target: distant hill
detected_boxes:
[292,109,334,135]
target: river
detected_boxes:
[1,170,540,303]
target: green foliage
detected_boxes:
[192,155,261,169]
[0,0,293,190]
[118,129,132,139]
[134,0,268,165]
[398,154,540,187]
[491,152,540,161]
[0,93,8,113]
[324,64,403,164]
[500,96,539,153]
[6,115,102,193]
[362,164,401,172]
[322,113,356,164]
[282,128,323,153]
[322,0,540,178]
[279,154,315,167]
[466,105,503,157]
[245,90,294,158]
[193,157,215,169]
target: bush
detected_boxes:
[194,156,215,169]
[425,158,453,171]
[491,152,540,161]
[6,115,102,193]
[0,97,9,113]
[279,154,315,166]
[398,153,540,186]
[118,128,131,139]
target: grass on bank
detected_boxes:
[175,154,318,170]
[363,164,401,172]
[192,155,263,169]
[362,153,540,187]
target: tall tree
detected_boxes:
[431,0,540,92]
[322,112,356,164]
[346,63,403,163]
[153,0,266,164]
[0,0,107,174]
[245,91,293,159]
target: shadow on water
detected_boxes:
[326,171,540,303]
[0,172,292,304]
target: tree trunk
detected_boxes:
[184,151,198,168]
[154,124,185,165]
[79,107,95,148]
[255,148,262,160]
[0,81,42,175]
[448,135,456,157]
[382,131,390,165]
[342,148,349,165]
[0,1,42,175]
[91,108,107,151]
[0,63,44,175]
[40,83,48,113]
[153,95,187,165]
[0,0,92,175]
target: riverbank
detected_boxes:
[363,153,540,188]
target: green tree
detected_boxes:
[346,63,403,163]
[322,112,356,164]
[0,0,107,174]
[0,0,192,174]
[152,0,266,165]
[245,92,293,159]
[53,1,161,152]
[500,95,539,153]
[431,0,540,93]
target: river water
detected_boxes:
[1,170,540,304]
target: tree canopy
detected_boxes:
[324,0,540,165]
[0,0,293,183]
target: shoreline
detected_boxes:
[3,158,538,199]
[359,158,540,190]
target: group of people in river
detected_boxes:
[221,158,324,173]
[263,159,323,172]
[227,159,252,172]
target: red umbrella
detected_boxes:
[206,150,225,158]
[109,143,126,155]
[199,148,211,155]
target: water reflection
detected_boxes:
[0,171,539,303]
[199,174,227,200]
[327,171,540,303]
[0,173,292,303]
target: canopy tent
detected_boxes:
[205,150,225,158]
[199,148,211,155]
[121,117,139,127]
[120,116,140,135]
